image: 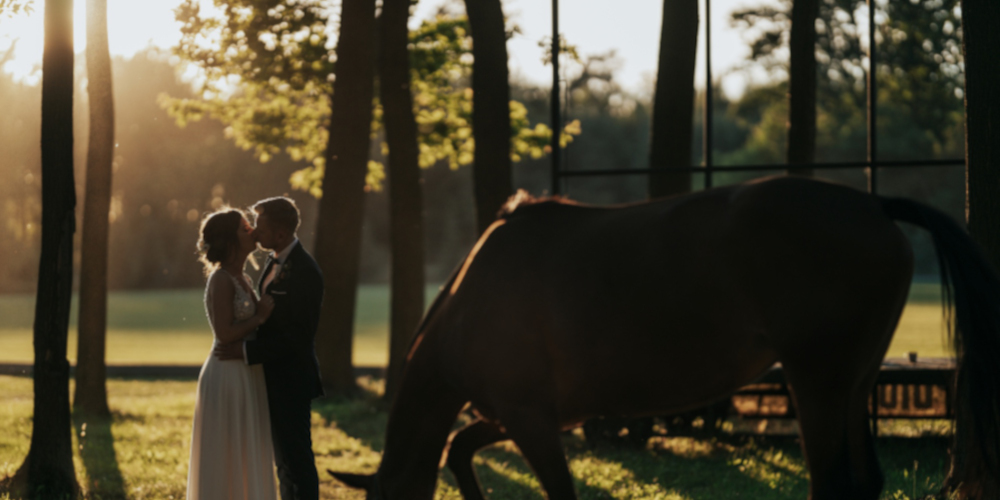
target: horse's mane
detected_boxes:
[497,189,576,219]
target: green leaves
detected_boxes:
[163,5,580,197]
[727,0,964,162]
[0,0,34,19]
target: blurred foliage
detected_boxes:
[719,0,966,274]
[161,1,578,197]
[727,0,965,165]
[0,0,33,18]
[0,0,970,291]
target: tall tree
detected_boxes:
[74,0,114,417]
[786,0,819,176]
[379,0,425,404]
[648,0,698,198]
[463,0,513,234]
[957,0,1000,495]
[312,0,378,395]
[165,3,567,392]
[9,0,81,495]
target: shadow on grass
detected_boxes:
[310,379,949,498]
[876,435,951,498]
[434,432,809,499]
[73,413,127,499]
[311,380,389,453]
[312,381,805,499]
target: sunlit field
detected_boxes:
[0,374,950,500]
[0,281,952,369]
[0,280,957,499]
[0,284,445,367]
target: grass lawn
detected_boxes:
[0,281,953,368]
[0,285,446,367]
[0,375,950,499]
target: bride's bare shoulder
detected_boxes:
[206,269,236,296]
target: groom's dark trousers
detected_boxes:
[245,242,325,500]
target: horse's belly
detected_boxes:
[551,327,779,421]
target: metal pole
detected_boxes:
[703,0,714,189]
[867,0,878,434]
[550,0,562,195]
[867,0,877,194]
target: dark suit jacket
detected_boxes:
[246,241,325,400]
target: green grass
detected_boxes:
[0,281,954,367]
[0,285,445,367]
[0,375,950,499]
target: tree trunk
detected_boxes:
[787,0,819,176]
[378,0,426,404]
[956,0,1000,496]
[648,0,698,198]
[463,0,513,235]
[74,0,114,418]
[10,0,81,496]
[313,0,377,397]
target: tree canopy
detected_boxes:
[0,0,34,18]
[162,0,577,198]
[728,0,964,164]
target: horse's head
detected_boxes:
[329,469,381,499]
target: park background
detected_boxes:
[0,0,973,497]
[0,0,966,364]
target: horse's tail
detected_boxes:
[880,196,1000,496]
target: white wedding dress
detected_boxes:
[187,270,277,500]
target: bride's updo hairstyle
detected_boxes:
[197,208,245,276]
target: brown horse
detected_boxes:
[331,176,1000,499]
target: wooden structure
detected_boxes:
[585,357,956,443]
[734,357,955,430]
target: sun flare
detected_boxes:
[0,0,184,84]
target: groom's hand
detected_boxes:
[213,341,244,361]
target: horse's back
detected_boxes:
[433,177,913,421]
[723,177,913,330]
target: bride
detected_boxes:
[187,208,277,499]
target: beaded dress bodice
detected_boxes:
[206,269,258,341]
[226,271,257,322]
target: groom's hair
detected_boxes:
[253,197,300,234]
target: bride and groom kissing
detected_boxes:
[188,196,324,500]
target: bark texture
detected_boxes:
[379,0,426,404]
[12,0,81,495]
[787,0,819,176]
[75,0,114,417]
[955,0,1000,495]
[648,0,699,198]
[464,0,513,234]
[313,0,377,396]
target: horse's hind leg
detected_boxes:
[782,353,884,500]
[446,419,508,500]
[500,409,577,499]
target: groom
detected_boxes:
[215,196,324,500]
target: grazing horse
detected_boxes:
[331,176,1000,499]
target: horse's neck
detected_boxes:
[377,347,464,498]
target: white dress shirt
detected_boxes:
[244,237,299,364]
